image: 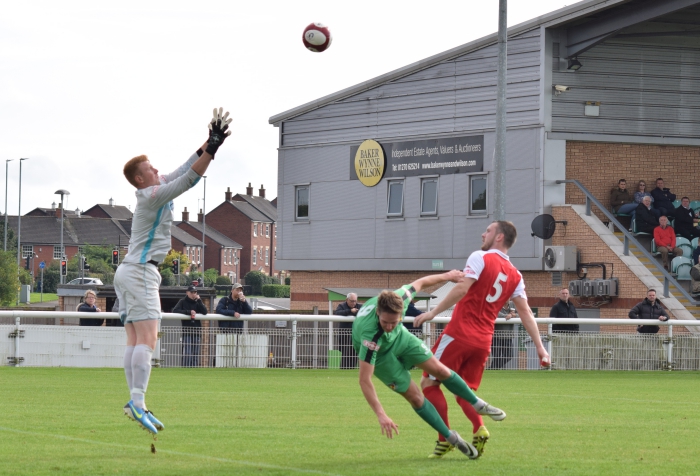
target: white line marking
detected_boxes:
[0,426,343,476]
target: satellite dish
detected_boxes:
[544,247,556,268]
[531,214,557,239]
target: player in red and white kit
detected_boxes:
[414,221,550,459]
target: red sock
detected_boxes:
[457,396,483,434]
[423,385,450,441]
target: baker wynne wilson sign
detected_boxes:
[350,135,483,186]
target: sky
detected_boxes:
[0,0,574,219]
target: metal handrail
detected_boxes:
[556,179,699,305]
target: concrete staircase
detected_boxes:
[612,230,700,321]
[572,204,699,333]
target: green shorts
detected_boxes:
[373,327,433,394]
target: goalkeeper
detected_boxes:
[114,108,232,435]
[353,270,507,459]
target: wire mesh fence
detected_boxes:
[3,314,700,371]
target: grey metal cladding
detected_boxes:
[307,181,376,221]
[281,30,541,148]
[505,212,538,259]
[506,169,537,214]
[306,219,377,259]
[453,216,489,256]
[375,214,453,259]
[552,41,700,138]
[453,173,469,216]
[507,129,540,170]
[282,145,351,184]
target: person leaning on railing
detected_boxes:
[628,289,669,334]
[77,289,104,327]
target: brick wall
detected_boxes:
[566,141,700,220]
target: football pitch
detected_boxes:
[0,368,697,475]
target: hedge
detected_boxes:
[262,284,290,298]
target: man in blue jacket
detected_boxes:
[216,283,253,331]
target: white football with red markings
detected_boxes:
[303,22,332,53]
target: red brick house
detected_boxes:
[170,223,203,271]
[175,207,243,282]
[82,199,133,220]
[205,184,278,280]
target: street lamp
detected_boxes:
[201,176,206,275]
[55,189,70,284]
[4,159,13,251]
[16,158,28,269]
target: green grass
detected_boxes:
[30,292,58,303]
[0,369,697,475]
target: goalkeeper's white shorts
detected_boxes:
[114,263,162,323]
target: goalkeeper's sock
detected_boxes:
[413,399,452,441]
[441,370,479,405]
[457,396,484,433]
[131,344,153,410]
[123,346,134,392]
[422,385,450,442]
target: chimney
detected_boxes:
[258,184,265,199]
[75,208,81,217]
[51,201,56,210]
[182,207,190,222]
[198,209,204,223]
[109,197,114,207]
[246,182,253,196]
[225,187,232,202]
[56,202,63,218]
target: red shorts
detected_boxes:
[422,333,490,391]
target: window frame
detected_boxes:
[469,174,488,216]
[420,177,439,216]
[386,179,405,217]
[53,245,64,260]
[253,247,257,265]
[295,185,310,221]
[265,224,270,237]
[22,245,33,258]
[253,223,257,237]
[265,247,269,266]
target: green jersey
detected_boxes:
[352,285,416,366]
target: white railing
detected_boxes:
[1,312,698,370]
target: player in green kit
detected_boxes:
[352,270,506,459]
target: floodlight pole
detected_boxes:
[17,158,28,305]
[4,159,13,251]
[201,176,206,278]
[494,0,508,221]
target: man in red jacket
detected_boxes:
[653,216,682,270]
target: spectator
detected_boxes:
[632,180,660,219]
[491,304,516,369]
[691,262,700,295]
[673,197,700,241]
[107,297,124,327]
[172,285,208,367]
[653,216,683,270]
[650,178,676,217]
[549,288,579,333]
[628,289,669,334]
[334,292,362,369]
[216,282,252,332]
[610,179,636,215]
[635,196,659,234]
[693,246,700,266]
[78,289,104,326]
[403,299,425,335]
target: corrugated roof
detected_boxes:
[174,221,242,249]
[170,226,203,246]
[269,0,628,124]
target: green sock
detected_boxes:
[442,371,478,405]
[414,399,451,440]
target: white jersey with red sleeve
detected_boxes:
[443,249,526,347]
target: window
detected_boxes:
[265,224,270,237]
[296,186,309,220]
[265,247,269,265]
[274,247,277,259]
[274,225,277,239]
[197,248,200,263]
[387,180,404,217]
[253,247,257,265]
[420,178,438,216]
[470,175,487,215]
[22,245,33,258]
[253,223,257,237]
[53,245,64,260]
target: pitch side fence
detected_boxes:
[1,312,700,371]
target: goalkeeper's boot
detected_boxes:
[476,402,507,421]
[146,410,164,431]
[427,439,454,459]
[124,400,158,435]
[447,430,478,460]
[472,425,490,458]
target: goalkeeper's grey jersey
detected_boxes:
[122,152,200,265]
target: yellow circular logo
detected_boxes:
[355,140,385,187]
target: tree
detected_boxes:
[244,270,275,295]
[0,250,20,305]
[203,268,218,287]
[41,261,61,293]
[161,250,190,276]
[160,268,174,287]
